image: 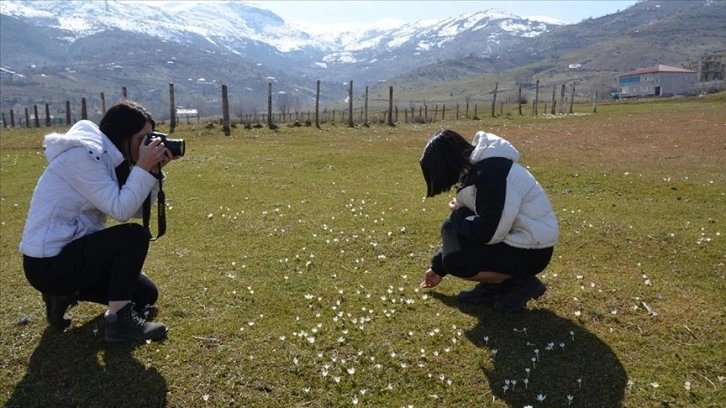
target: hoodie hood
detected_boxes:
[470,131,520,163]
[43,120,124,166]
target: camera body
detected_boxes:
[145,131,185,158]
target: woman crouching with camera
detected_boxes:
[19,100,174,343]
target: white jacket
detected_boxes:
[19,120,160,258]
[454,131,558,249]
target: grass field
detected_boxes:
[1,95,724,407]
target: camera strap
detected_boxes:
[142,165,166,240]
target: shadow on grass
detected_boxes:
[432,292,627,408]
[5,314,167,408]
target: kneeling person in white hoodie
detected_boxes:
[20,100,176,342]
[419,129,558,312]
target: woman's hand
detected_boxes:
[136,137,168,173]
[420,268,443,289]
[449,197,460,211]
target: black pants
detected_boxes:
[431,218,553,278]
[23,224,158,308]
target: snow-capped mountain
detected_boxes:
[1,0,567,112]
[0,0,559,73]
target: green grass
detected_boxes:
[1,95,724,407]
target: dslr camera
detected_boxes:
[145,131,185,158]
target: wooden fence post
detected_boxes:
[45,104,51,127]
[267,82,275,129]
[518,84,523,115]
[169,83,176,133]
[222,84,230,136]
[387,86,394,126]
[347,80,354,128]
[315,80,321,129]
[363,86,369,127]
[569,82,576,114]
[559,84,566,114]
[491,82,498,117]
[100,92,106,115]
[2,112,6,128]
[33,105,40,128]
[550,83,557,115]
[122,87,127,99]
[81,98,87,120]
[65,101,71,125]
[534,80,540,115]
[593,91,598,113]
[442,104,446,121]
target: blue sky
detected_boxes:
[250,1,639,25]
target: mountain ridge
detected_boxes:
[1,0,723,120]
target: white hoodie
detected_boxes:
[455,131,558,249]
[19,120,159,258]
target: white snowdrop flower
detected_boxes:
[347,367,356,375]
[574,310,582,317]
[525,368,531,377]
[524,378,529,389]
[535,393,547,402]
[333,376,341,383]
[684,381,691,391]
[279,335,286,341]
[248,321,255,326]
[408,331,414,336]
[492,349,498,356]
[483,336,489,344]
[444,347,451,353]
[433,351,439,357]
[560,342,566,350]
[207,213,213,219]
[439,374,445,381]
[375,363,382,369]
[303,387,310,393]
[401,363,407,368]
[567,394,574,405]
[390,352,397,358]
[202,394,210,401]
[570,331,575,340]
[293,357,299,365]
[534,349,540,361]
[511,380,516,390]
[577,378,582,389]
[360,389,367,395]
[650,382,660,388]
[386,383,394,390]
[503,384,509,394]
[307,336,315,344]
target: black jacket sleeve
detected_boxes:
[449,158,512,243]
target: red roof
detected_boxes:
[619,64,696,77]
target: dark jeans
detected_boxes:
[431,218,553,278]
[24,223,158,307]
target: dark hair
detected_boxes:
[99,100,155,155]
[419,129,474,197]
[100,100,155,187]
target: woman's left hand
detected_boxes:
[420,268,443,289]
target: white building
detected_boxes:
[617,65,696,98]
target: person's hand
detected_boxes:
[449,197,460,211]
[420,268,443,289]
[136,137,167,172]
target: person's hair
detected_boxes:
[99,100,156,155]
[100,100,155,187]
[419,129,474,197]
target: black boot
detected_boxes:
[104,303,167,343]
[42,292,79,329]
[457,282,510,304]
[494,276,547,313]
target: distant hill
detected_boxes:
[1,0,723,121]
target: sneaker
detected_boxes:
[493,276,547,313]
[105,303,167,343]
[458,282,509,304]
[42,292,79,329]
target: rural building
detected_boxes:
[691,54,725,93]
[616,65,696,98]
